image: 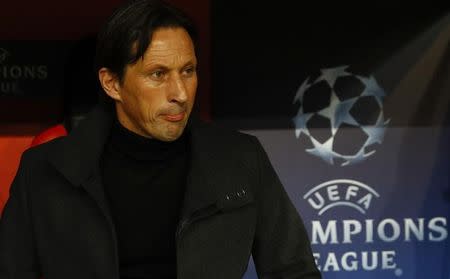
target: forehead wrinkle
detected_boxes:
[151,39,192,49]
[143,54,195,67]
[142,49,196,67]
[146,45,194,57]
[137,28,196,67]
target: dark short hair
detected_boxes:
[94,0,197,82]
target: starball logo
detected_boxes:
[294,68,448,275]
[292,65,390,166]
[0,48,9,64]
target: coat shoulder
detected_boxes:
[192,120,267,176]
[21,136,66,165]
[194,120,260,151]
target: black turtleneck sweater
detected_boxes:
[100,120,189,279]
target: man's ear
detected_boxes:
[98,68,122,102]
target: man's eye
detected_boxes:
[183,66,196,76]
[151,70,165,79]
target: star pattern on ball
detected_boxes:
[292,109,313,138]
[315,65,351,87]
[306,136,336,165]
[292,65,390,167]
[358,75,386,106]
[318,92,359,136]
[293,77,311,104]
[362,112,390,147]
[341,146,375,167]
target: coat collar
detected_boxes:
[48,104,112,187]
[47,104,251,220]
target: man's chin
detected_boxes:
[158,125,187,142]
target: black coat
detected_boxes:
[0,105,321,279]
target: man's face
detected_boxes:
[112,27,197,141]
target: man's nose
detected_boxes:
[168,74,188,103]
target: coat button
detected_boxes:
[237,189,246,198]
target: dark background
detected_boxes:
[0,2,448,132]
[211,3,448,128]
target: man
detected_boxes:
[0,0,321,278]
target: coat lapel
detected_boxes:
[47,105,114,222]
[179,119,255,226]
[179,120,219,222]
[47,104,113,187]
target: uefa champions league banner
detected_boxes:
[241,15,449,279]
[0,41,74,98]
[211,5,450,279]
[243,119,449,278]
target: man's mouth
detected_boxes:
[163,112,185,122]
